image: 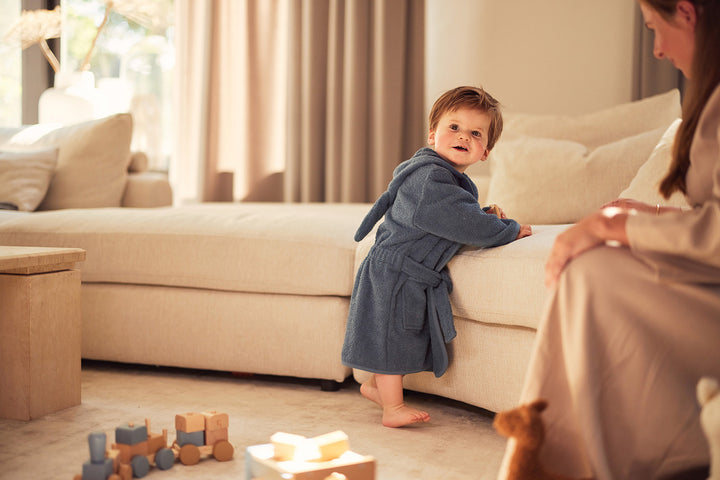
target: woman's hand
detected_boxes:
[516,224,532,240]
[545,209,629,288]
[602,198,655,214]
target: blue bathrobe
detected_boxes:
[341,147,521,378]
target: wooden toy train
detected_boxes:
[73,411,233,480]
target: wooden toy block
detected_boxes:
[271,432,307,461]
[82,458,113,480]
[87,432,107,464]
[107,448,120,472]
[145,417,168,453]
[118,463,132,480]
[147,432,166,453]
[113,441,149,463]
[115,423,147,445]
[177,429,205,447]
[205,427,228,446]
[312,430,349,461]
[175,412,206,433]
[246,443,376,480]
[202,410,229,431]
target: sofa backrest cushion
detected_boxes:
[466,89,682,223]
[499,88,681,150]
[486,124,667,225]
[465,89,682,181]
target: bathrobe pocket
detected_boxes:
[397,280,427,331]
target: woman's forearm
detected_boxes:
[546,209,629,287]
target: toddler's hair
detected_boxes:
[428,86,503,151]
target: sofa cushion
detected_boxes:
[0,148,58,211]
[0,203,370,296]
[464,89,682,179]
[0,114,133,210]
[500,89,681,150]
[486,125,667,224]
[619,118,689,209]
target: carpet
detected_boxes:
[0,361,507,479]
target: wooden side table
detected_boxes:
[0,246,86,420]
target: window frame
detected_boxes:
[18,0,59,124]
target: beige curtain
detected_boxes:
[174,0,425,204]
[172,0,212,204]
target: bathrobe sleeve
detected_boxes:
[626,85,720,283]
[412,166,520,247]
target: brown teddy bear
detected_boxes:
[494,399,592,480]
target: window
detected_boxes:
[0,0,22,126]
[61,0,175,171]
[1,0,175,171]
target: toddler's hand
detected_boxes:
[516,224,532,240]
[487,204,507,219]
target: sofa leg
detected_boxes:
[320,379,342,392]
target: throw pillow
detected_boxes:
[0,148,58,211]
[39,114,133,210]
[500,89,681,150]
[464,89,682,179]
[486,124,668,224]
[1,113,133,210]
[619,119,689,208]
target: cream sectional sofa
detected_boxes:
[0,90,686,412]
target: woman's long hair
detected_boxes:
[643,0,720,197]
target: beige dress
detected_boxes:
[508,84,720,480]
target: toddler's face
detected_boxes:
[428,107,491,173]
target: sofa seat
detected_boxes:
[0,203,370,296]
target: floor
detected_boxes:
[0,361,508,480]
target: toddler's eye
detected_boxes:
[449,124,458,131]
[472,130,481,138]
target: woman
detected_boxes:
[500,1,720,479]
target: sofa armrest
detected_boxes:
[122,172,173,207]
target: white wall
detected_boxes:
[425,0,637,117]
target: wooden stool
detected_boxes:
[0,246,85,420]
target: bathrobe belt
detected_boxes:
[373,246,456,377]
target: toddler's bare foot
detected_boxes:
[382,404,430,428]
[360,382,382,406]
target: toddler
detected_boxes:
[341,86,532,427]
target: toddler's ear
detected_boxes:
[427,129,436,146]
